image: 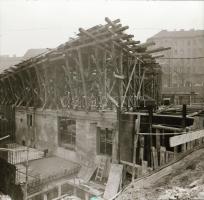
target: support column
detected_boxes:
[43,193,48,200]
[181,104,187,152]
[148,106,153,167]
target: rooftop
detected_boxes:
[16,156,80,184]
[149,29,204,39]
[0,48,48,74]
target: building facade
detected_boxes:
[147,29,204,104]
[148,29,204,87]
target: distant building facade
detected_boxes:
[0,55,22,72]
[148,29,204,87]
[0,49,47,73]
[148,29,204,104]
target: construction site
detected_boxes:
[0,17,204,200]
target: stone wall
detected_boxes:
[15,108,58,156]
[15,107,117,165]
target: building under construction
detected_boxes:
[0,18,204,200]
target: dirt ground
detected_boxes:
[117,148,204,200]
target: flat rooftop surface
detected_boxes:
[29,156,79,177]
[16,156,79,183]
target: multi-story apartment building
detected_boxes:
[148,29,204,87]
[147,29,204,105]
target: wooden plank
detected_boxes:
[120,160,140,168]
[77,165,97,183]
[152,124,182,132]
[170,129,204,147]
[151,147,158,169]
[103,164,123,200]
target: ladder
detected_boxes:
[95,157,107,182]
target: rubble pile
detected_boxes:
[116,148,204,200]
[158,185,204,200]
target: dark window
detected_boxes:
[27,114,33,127]
[98,128,113,156]
[58,117,76,150]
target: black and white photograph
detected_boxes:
[0,0,204,199]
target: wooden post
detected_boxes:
[142,161,148,175]
[77,48,88,111]
[151,146,158,169]
[63,54,74,103]
[160,146,166,166]
[181,104,187,152]
[113,64,123,164]
[24,147,29,200]
[139,135,144,164]
[156,129,160,150]
[156,128,161,165]
[34,66,44,107]
[132,114,140,182]
[54,65,58,109]
[117,107,121,163]
[148,106,153,167]
[57,185,61,197]
[43,193,48,200]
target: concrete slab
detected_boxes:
[16,156,80,183]
[29,156,79,178]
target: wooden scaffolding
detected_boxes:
[0,18,169,111]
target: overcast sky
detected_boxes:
[0,0,204,57]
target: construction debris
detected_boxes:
[115,147,204,200]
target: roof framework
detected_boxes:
[0,18,169,111]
